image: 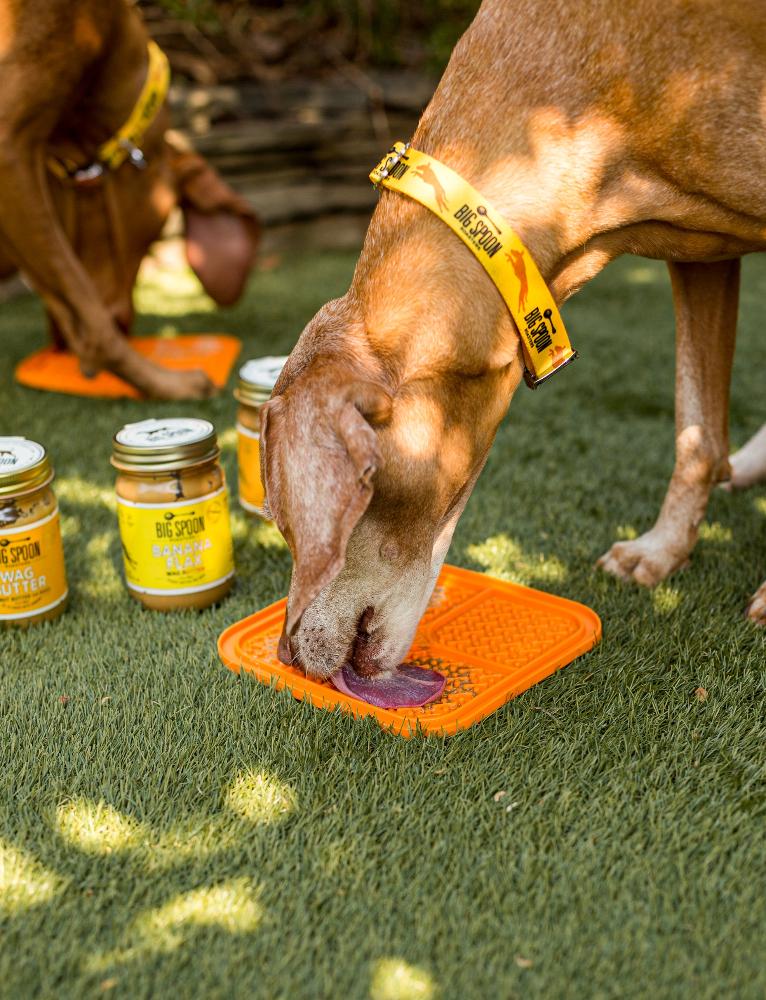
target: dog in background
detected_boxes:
[0,0,259,398]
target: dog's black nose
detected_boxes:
[357,606,374,635]
[350,606,378,677]
[277,627,293,666]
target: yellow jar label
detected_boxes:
[236,423,266,514]
[0,508,68,620]
[117,486,235,595]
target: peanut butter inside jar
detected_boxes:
[234,356,286,517]
[111,418,235,612]
[0,437,68,626]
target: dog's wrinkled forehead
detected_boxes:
[261,362,391,632]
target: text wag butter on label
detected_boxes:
[117,485,235,595]
[0,508,68,620]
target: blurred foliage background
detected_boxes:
[140,1,482,81]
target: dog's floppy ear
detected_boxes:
[166,134,260,305]
[261,372,392,634]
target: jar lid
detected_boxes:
[235,356,287,406]
[0,437,53,497]
[111,418,219,472]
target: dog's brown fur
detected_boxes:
[0,0,259,398]
[264,0,766,678]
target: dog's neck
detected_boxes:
[349,113,634,388]
[51,6,154,160]
[351,0,766,385]
[349,36,728,389]
[347,0,765,388]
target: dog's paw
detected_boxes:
[596,533,689,587]
[149,368,217,401]
[745,584,766,626]
[722,454,764,492]
[720,426,766,492]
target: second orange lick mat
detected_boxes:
[218,564,601,738]
[15,334,241,398]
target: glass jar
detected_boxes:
[111,418,235,612]
[234,356,286,517]
[0,437,68,626]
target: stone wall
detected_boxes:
[168,72,436,252]
[0,72,435,303]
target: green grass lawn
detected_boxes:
[1,249,765,1000]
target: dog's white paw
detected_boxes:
[722,452,766,492]
[720,425,766,492]
[745,584,766,626]
[597,533,690,587]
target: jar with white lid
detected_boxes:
[111,418,235,611]
[234,356,286,517]
[0,437,68,625]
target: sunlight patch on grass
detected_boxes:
[218,426,238,453]
[225,769,296,824]
[137,879,262,943]
[0,839,64,913]
[245,517,288,550]
[614,524,638,541]
[135,262,215,318]
[466,533,567,584]
[699,522,733,543]
[651,583,682,615]
[79,532,124,600]
[56,799,147,855]
[230,511,255,544]
[370,958,435,1000]
[85,879,262,972]
[55,476,116,513]
[754,497,766,517]
[228,507,283,547]
[624,263,662,285]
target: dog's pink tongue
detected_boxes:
[330,663,445,709]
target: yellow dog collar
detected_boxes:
[48,40,170,183]
[98,40,170,170]
[370,141,577,389]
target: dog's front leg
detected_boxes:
[0,142,214,399]
[598,258,739,586]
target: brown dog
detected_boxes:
[0,0,259,398]
[263,0,766,681]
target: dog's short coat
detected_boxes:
[262,0,766,678]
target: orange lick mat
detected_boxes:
[14,335,241,398]
[218,565,601,737]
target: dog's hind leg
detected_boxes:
[745,572,766,624]
[720,425,766,491]
[729,431,766,620]
[598,258,739,586]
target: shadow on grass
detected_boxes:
[456,420,766,632]
[0,662,452,997]
[3,254,766,997]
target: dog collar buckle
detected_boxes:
[97,41,169,172]
[71,162,105,187]
[120,139,148,171]
[46,42,167,187]
[523,349,579,389]
[370,141,411,186]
